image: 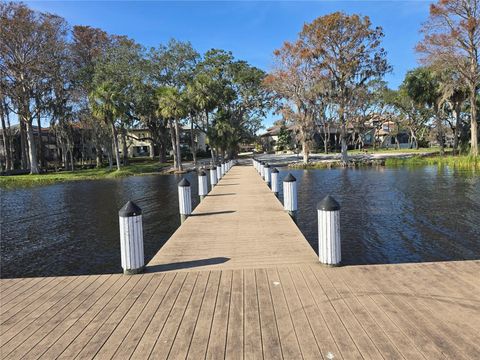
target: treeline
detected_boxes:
[0,2,270,174]
[265,1,479,163]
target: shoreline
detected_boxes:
[2,152,478,189]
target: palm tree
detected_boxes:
[89,82,123,171]
[157,87,188,172]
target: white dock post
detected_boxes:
[318,195,341,266]
[119,201,145,275]
[210,166,217,189]
[283,173,298,221]
[260,161,265,179]
[264,163,271,185]
[216,164,222,180]
[198,170,208,201]
[271,168,279,196]
[178,178,192,224]
[221,161,226,176]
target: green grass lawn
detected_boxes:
[385,154,479,170]
[0,160,171,189]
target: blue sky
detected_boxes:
[25,0,432,128]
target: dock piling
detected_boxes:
[178,178,192,224]
[260,161,265,179]
[216,164,222,180]
[264,163,271,186]
[271,168,279,196]
[198,170,208,201]
[283,173,298,221]
[317,195,341,266]
[210,166,217,189]
[118,201,145,275]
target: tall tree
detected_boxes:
[301,12,391,164]
[417,0,480,157]
[264,41,318,163]
[0,2,68,173]
[404,67,445,154]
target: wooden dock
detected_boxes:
[1,165,479,359]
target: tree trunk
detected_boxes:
[149,139,155,160]
[453,103,462,155]
[107,149,113,170]
[301,139,309,164]
[25,118,39,174]
[190,118,197,165]
[20,121,28,169]
[340,122,348,164]
[174,118,183,171]
[469,86,478,157]
[0,104,12,171]
[158,138,167,163]
[110,121,121,171]
[168,119,178,169]
[35,99,43,169]
[96,146,103,168]
[69,150,75,171]
[121,127,128,166]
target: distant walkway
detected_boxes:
[147,165,317,272]
[1,163,479,359]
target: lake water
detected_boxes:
[1,166,479,278]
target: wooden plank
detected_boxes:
[206,270,233,360]
[22,275,128,359]
[106,272,177,359]
[320,266,405,359]
[0,275,92,348]
[352,267,449,359]
[166,271,210,360]
[243,268,263,359]
[0,277,52,312]
[376,264,480,356]
[35,275,134,360]
[301,266,362,359]
[309,266,383,360]
[276,267,323,359]
[1,275,105,359]
[1,276,75,328]
[255,268,282,360]
[88,274,165,359]
[366,266,474,360]
[148,272,198,358]
[57,275,144,359]
[225,269,244,360]
[131,272,188,359]
[332,266,426,360]
[186,271,221,360]
[60,274,153,359]
[265,268,302,360]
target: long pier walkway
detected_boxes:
[1,165,479,359]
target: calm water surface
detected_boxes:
[1,166,479,278]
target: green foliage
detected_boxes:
[385,155,479,170]
[276,125,292,150]
[0,160,170,189]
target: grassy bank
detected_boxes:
[0,160,171,189]
[385,155,479,170]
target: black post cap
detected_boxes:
[264,163,270,168]
[283,173,296,182]
[272,168,279,173]
[119,201,142,217]
[317,195,341,211]
[199,170,206,176]
[178,178,190,187]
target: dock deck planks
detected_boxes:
[1,165,479,359]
